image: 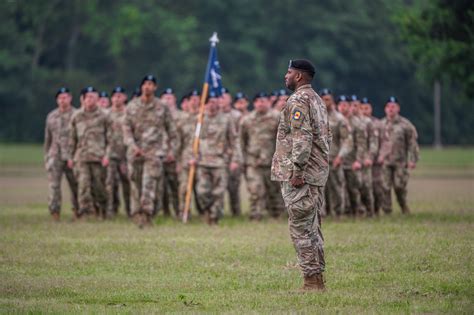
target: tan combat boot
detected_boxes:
[300,273,326,292]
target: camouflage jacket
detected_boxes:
[198,113,242,168]
[379,115,419,166]
[240,109,280,167]
[44,106,77,162]
[68,106,110,162]
[343,115,376,169]
[271,84,331,186]
[176,111,197,166]
[106,107,127,161]
[123,97,177,162]
[370,116,383,163]
[327,109,352,163]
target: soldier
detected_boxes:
[241,92,284,220]
[158,88,181,218]
[105,86,130,218]
[44,87,79,221]
[269,90,279,105]
[219,87,243,217]
[192,92,241,225]
[67,86,109,219]
[338,95,364,216]
[273,89,289,112]
[349,95,377,217]
[98,91,111,111]
[361,97,384,214]
[320,89,352,218]
[271,59,330,291]
[123,75,177,227]
[378,97,419,214]
[233,92,249,118]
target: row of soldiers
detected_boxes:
[44,74,419,226]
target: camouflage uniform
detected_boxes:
[343,115,365,215]
[240,109,284,219]
[123,97,177,217]
[379,115,419,213]
[223,109,243,216]
[44,106,79,214]
[196,113,241,221]
[324,109,352,216]
[370,116,384,213]
[105,107,130,216]
[271,84,331,277]
[68,106,109,216]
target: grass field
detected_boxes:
[0,144,473,313]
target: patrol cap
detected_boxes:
[278,89,288,96]
[253,91,268,101]
[320,88,332,96]
[234,92,247,101]
[221,87,230,95]
[160,88,174,96]
[337,95,348,103]
[288,59,315,77]
[132,87,141,98]
[361,97,370,104]
[141,74,157,86]
[99,91,109,98]
[111,86,126,96]
[81,86,97,96]
[55,87,70,98]
[387,96,398,104]
[350,94,359,102]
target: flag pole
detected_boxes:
[182,32,219,223]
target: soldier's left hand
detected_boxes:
[364,159,373,167]
[229,162,239,172]
[102,157,109,167]
[290,176,305,188]
[408,162,416,169]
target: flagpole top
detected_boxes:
[209,32,219,46]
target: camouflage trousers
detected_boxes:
[106,159,130,216]
[246,166,284,219]
[196,166,228,220]
[324,166,345,216]
[159,161,180,217]
[76,162,107,216]
[343,169,364,215]
[226,167,242,216]
[372,164,384,213]
[129,159,163,216]
[281,182,325,276]
[46,159,78,214]
[382,164,409,213]
[360,166,374,215]
[178,166,203,216]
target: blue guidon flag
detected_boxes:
[204,32,223,96]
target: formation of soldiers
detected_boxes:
[44,74,419,227]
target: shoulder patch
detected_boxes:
[293,110,302,120]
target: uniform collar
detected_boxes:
[295,84,312,92]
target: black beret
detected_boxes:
[55,87,70,98]
[99,91,109,98]
[278,89,288,96]
[288,59,315,77]
[253,91,268,101]
[387,96,398,104]
[221,87,230,95]
[337,95,348,103]
[350,94,359,102]
[160,88,174,96]
[361,97,370,104]
[234,92,247,101]
[190,89,200,97]
[111,86,126,96]
[81,86,97,96]
[320,88,332,96]
[141,74,157,86]
[132,87,141,97]
[271,90,279,96]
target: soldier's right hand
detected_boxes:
[352,161,362,171]
[67,159,74,169]
[188,159,197,166]
[333,156,342,168]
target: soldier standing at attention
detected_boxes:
[123,75,177,227]
[105,86,130,218]
[219,87,243,217]
[361,97,384,214]
[44,87,79,221]
[320,89,352,218]
[67,87,110,220]
[378,97,419,214]
[192,92,241,225]
[271,59,331,291]
[158,88,181,218]
[240,92,284,220]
